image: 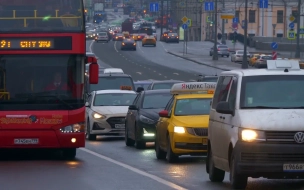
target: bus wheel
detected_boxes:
[62,148,76,160]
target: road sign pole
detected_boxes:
[212,0,218,60]
[221,0,226,44]
[242,0,248,68]
[262,2,264,36]
[295,0,301,58]
[272,51,277,60]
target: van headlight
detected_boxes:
[93,112,106,119]
[60,122,85,133]
[174,126,185,134]
[240,129,265,142]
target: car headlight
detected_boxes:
[240,129,266,142]
[139,115,155,124]
[174,126,185,134]
[60,122,85,133]
[92,112,106,119]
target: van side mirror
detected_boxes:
[159,110,169,118]
[85,102,90,107]
[129,105,138,110]
[215,101,233,115]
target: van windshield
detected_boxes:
[240,75,304,109]
[89,77,134,91]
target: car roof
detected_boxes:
[95,90,136,94]
[221,68,304,77]
[142,89,171,94]
[150,80,184,84]
[97,73,132,77]
[134,81,153,84]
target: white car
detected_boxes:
[85,90,137,140]
[231,50,250,62]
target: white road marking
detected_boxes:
[153,71,156,72]
[114,41,118,52]
[89,40,94,52]
[159,73,162,75]
[160,42,168,52]
[137,42,145,54]
[81,148,187,190]
[173,73,179,75]
[136,72,142,75]
[164,76,167,78]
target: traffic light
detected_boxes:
[143,10,146,14]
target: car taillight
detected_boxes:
[217,48,220,51]
[228,48,230,51]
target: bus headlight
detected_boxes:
[60,123,85,133]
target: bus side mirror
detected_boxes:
[89,57,99,84]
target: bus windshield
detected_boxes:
[0,55,84,111]
[0,0,84,32]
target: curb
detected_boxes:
[167,51,230,71]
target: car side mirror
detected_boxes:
[215,101,234,115]
[85,102,90,107]
[129,105,138,110]
[159,110,169,118]
[136,87,144,93]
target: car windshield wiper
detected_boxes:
[241,106,282,109]
[281,106,304,109]
[30,95,73,109]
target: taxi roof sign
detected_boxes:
[120,85,132,90]
[267,60,300,70]
[170,82,217,95]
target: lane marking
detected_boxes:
[137,42,145,54]
[173,73,179,75]
[136,72,142,75]
[81,148,187,190]
[160,42,168,52]
[89,40,94,52]
[114,41,118,52]
[159,73,162,75]
[164,76,167,78]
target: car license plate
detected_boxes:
[14,138,39,144]
[283,164,304,172]
[115,124,125,128]
[202,138,208,145]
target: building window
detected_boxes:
[249,10,255,23]
[292,10,298,23]
[277,10,283,23]
[235,10,240,19]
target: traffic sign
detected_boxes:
[149,3,159,12]
[300,28,304,35]
[289,22,294,29]
[206,16,211,23]
[241,20,247,29]
[220,8,235,19]
[185,19,192,27]
[272,51,277,60]
[259,0,268,8]
[288,31,296,40]
[181,16,188,23]
[232,17,238,23]
[204,2,214,11]
[271,42,278,50]
[289,15,295,22]
[182,24,188,30]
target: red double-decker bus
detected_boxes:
[0,0,98,159]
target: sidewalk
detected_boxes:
[167,51,246,71]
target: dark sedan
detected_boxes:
[125,90,172,149]
[113,33,124,41]
[134,80,154,91]
[196,75,219,82]
[146,80,184,90]
[121,38,136,51]
[166,33,179,43]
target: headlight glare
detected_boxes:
[174,126,185,133]
[60,122,85,133]
[139,115,155,124]
[240,129,265,142]
[93,112,106,119]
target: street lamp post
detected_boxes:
[212,0,218,60]
[295,0,301,58]
[221,0,226,44]
[242,0,248,68]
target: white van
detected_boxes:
[207,60,304,189]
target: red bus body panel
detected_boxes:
[0,33,86,148]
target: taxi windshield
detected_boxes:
[174,98,211,116]
[142,93,172,109]
[240,75,304,108]
[0,0,84,32]
[93,93,136,106]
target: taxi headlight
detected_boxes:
[93,112,106,119]
[174,126,185,134]
[240,129,265,142]
[60,122,85,133]
[139,115,155,124]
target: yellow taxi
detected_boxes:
[132,34,139,41]
[155,82,216,163]
[249,54,260,66]
[142,35,156,47]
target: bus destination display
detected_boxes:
[0,38,54,49]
